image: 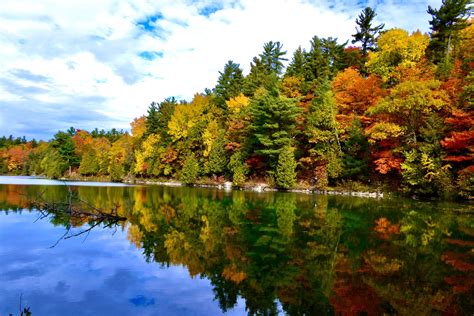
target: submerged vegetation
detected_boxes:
[0,2,473,198]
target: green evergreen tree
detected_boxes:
[276,145,297,189]
[249,88,301,169]
[342,120,370,179]
[244,41,288,96]
[427,0,472,64]
[146,98,177,142]
[243,57,273,96]
[306,81,343,184]
[259,41,288,75]
[145,101,160,135]
[52,130,79,170]
[215,60,244,108]
[180,153,200,184]
[228,151,247,187]
[207,134,228,175]
[285,46,306,78]
[305,37,347,82]
[351,7,385,56]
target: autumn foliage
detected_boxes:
[0,8,472,198]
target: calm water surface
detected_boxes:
[0,176,473,315]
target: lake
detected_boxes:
[0,176,473,315]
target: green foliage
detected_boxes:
[427,0,472,63]
[243,57,274,96]
[145,101,160,135]
[52,130,79,168]
[109,161,124,182]
[0,158,8,174]
[306,81,343,179]
[180,153,200,184]
[249,89,301,169]
[400,211,443,249]
[0,135,27,148]
[207,133,228,175]
[146,98,177,143]
[79,150,99,176]
[456,168,474,199]
[351,7,384,55]
[401,147,453,196]
[228,152,247,186]
[259,41,288,75]
[285,46,305,78]
[369,79,447,144]
[304,37,347,82]
[243,41,287,96]
[275,146,297,189]
[215,60,244,108]
[40,149,66,179]
[342,120,370,179]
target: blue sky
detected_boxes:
[0,0,441,140]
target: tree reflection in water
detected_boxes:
[0,184,473,315]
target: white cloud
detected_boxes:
[0,0,442,139]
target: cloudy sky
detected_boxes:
[0,0,441,140]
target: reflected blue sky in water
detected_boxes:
[0,212,246,315]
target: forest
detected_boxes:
[0,1,472,199]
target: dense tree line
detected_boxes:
[1,2,472,198]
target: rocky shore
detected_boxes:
[126,178,385,199]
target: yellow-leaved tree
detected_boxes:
[167,94,207,142]
[368,79,448,144]
[225,94,251,152]
[367,29,429,84]
[134,134,162,176]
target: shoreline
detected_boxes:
[123,178,386,199]
[0,174,387,199]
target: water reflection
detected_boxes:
[0,183,473,315]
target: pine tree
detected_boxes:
[276,145,297,189]
[285,46,306,78]
[427,0,472,63]
[52,131,79,170]
[305,37,347,82]
[249,88,301,168]
[259,41,288,75]
[352,7,385,56]
[145,102,160,135]
[306,80,343,184]
[145,98,177,142]
[215,60,244,108]
[342,120,370,179]
[180,153,199,184]
[243,57,272,96]
[228,152,247,186]
[207,133,228,175]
